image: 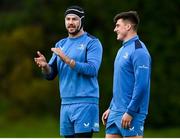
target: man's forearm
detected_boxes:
[41,63,51,75]
[61,55,76,68]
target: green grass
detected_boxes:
[144,128,180,138]
[94,126,180,138]
[0,116,59,137]
[0,116,180,137]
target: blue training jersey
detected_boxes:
[110,35,151,118]
[44,32,103,104]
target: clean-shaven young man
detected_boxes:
[102,11,151,138]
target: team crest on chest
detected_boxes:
[77,44,86,50]
[123,52,129,59]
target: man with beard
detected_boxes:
[34,5,103,138]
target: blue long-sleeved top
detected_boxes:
[110,35,151,118]
[44,32,103,104]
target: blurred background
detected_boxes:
[0,0,180,137]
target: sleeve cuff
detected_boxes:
[73,61,81,72]
[126,109,137,117]
[42,66,53,80]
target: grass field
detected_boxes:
[0,116,180,138]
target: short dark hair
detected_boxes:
[114,11,140,31]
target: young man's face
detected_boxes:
[114,19,129,41]
[65,14,81,35]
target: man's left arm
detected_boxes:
[126,49,151,117]
[73,39,103,76]
[51,39,103,77]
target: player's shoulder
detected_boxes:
[133,39,148,53]
[86,33,97,39]
[85,33,102,50]
[134,39,143,50]
[86,33,102,46]
[55,38,68,47]
[59,37,68,44]
[132,39,150,58]
[128,39,147,53]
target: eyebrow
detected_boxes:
[66,16,78,19]
[66,15,80,19]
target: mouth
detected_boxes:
[68,26,75,29]
[68,27,76,32]
[117,32,121,36]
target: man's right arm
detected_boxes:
[41,63,51,74]
[34,51,58,80]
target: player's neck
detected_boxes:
[124,31,137,42]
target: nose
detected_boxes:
[66,18,73,25]
[68,19,73,24]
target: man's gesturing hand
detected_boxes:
[34,51,48,69]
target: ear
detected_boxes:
[126,23,132,31]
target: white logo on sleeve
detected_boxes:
[123,52,129,59]
[139,65,149,69]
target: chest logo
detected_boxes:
[123,52,129,59]
[77,44,86,50]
